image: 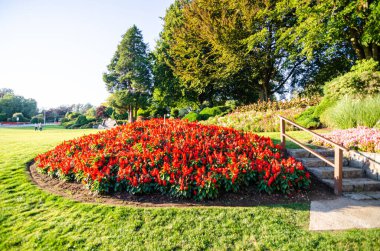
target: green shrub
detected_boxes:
[170,108,179,118]
[295,98,337,129]
[137,108,150,118]
[295,107,320,129]
[60,117,70,124]
[30,116,44,124]
[11,113,28,122]
[183,112,199,122]
[178,108,190,118]
[321,95,380,129]
[74,115,88,127]
[111,111,129,120]
[62,120,75,129]
[324,59,380,101]
[0,113,7,122]
[199,106,224,118]
[65,112,81,120]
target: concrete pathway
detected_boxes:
[310,196,380,231]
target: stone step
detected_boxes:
[299,157,349,168]
[287,148,334,158]
[307,166,364,179]
[321,178,380,192]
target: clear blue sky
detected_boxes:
[0,0,174,109]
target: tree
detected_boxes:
[287,0,380,62]
[103,25,152,122]
[96,105,113,120]
[165,0,305,101]
[160,0,356,102]
[151,2,200,109]
[0,89,38,120]
[0,88,14,98]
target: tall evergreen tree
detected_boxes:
[103,25,151,122]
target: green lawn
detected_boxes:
[257,129,332,149]
[0,127,379,250]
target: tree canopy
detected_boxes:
[0,89,38,121]
[103,25,152,121]
[152,0,357,106]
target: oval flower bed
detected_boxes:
[35,119,310,200]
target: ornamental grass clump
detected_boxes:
[312,127,380,153]
[35,119,310,200]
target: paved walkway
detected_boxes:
[310,194,380,231]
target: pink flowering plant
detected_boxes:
[312,127,380,153]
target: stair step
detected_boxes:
[307,166,364,179]
[287,148,334,158]
[321,178,380,192]
[299,157,349,167]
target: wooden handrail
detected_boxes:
[283,134,335,167]
[279,116,348,151]
[279,116,346,195]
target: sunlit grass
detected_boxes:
[0,127,379,250]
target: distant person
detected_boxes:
[38,123,42,131]
[34,123,38,131]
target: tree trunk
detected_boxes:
[128,105,134,123]
[363,44,373,59]
[350,29,365,60]
[134,106,138,119]
[372,44,379,61]
[261,83,269,101]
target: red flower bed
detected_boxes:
[35,119,310,200]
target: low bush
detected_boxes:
[137,108,150,118]
[294,107,320,129]
[321,95,380,129]
[65,112,81,120]
[62,120,75,129]
[0,113,7,122]
[35,119,310,200]
[312,127,380,153]
[30,116,44,124]
[295,98,336,129]
[11,113,28,122]
[182,106,231,122]
[170,108,179,118]
[74,115,88,127]
[178,108,190,118]
[183,111,200,122]
[199,106,230,119]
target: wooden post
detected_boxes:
[334,147,343,195]
[280,117,286,149]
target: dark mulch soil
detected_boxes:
[28,163,337,207]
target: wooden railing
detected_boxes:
[279,116,348,195]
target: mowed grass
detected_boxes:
[257,129,332,149]
[0,126,379,250]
